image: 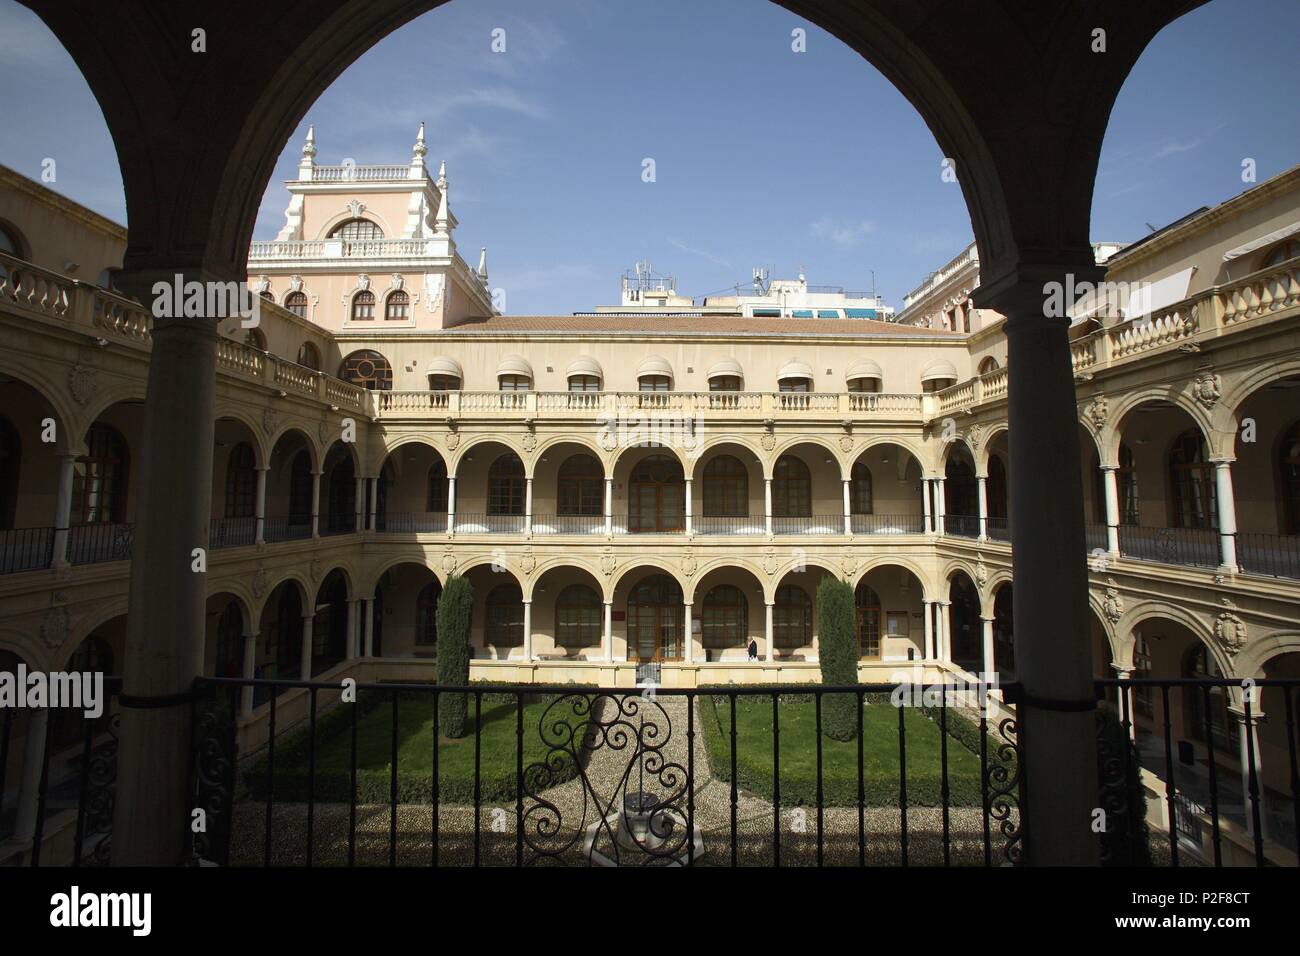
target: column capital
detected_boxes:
[1209,456,1236,467]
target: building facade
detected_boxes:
[1,134,1298,863]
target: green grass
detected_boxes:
[701,694,998,807]
[245,691,583,806]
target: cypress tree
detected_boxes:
[436,574,473,738]
[816,576,860,740]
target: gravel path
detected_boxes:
[227,693,1019,867]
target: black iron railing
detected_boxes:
[67,523,133,565]
[945,514,980,539]
[209,516,257,550]
[530,514,606,535]
[376,512,449,533]
[1117,525,1219,569]
[988,516,1012,542]
[852,513,926,534]
[769,515,845,535]
[452,513,527,535]
[1237,531,1300,580]
[692,515,766,536]
[0,526,54,574]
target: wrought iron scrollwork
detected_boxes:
[985,715,1023,865]
[189,689,236,866]
[80,711,120,866]
[521,693,691,866]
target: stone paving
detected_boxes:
[227,693,1018,867]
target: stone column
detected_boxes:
[346,598,359,660]
[921,478,933,534]
[112,310,218,865]
[446,476,457,537]
[939,601,951,662]
[604,476,613,536]
[684,478,693,536]
[254,465,268,545]
[51,453,76,566]
[363,599,375,657]
[354,475,365,532]
[765,601,775,663]
[981,616,995,680]
[977,475,989,541]
[842,479,852,535]
[241,629,258,717]
[603,600,613,662]
[1101,465,1121,556]
[1002,293,1099,865]
[922,601,934,661]
[683,601,693,663]
[310,470,322,538]
[522,600,532,661]
[367,477,378,531]
[934,477,946,535]
[13,709,49,845]
[1112,664,1134,741]
[1213,459,1238,571]
[300,614,314,680]
[524,477,533,537]
[1235,708,1268,840]
[764,478,773,537]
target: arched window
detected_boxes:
[259,290,276,302]
[296,341,320,370]
[850,461,873,514]
[485,583,524,648]
[428,374,461,391]
[488,454,526,515]
[987,454,1008,524]
[224,442,257,518]
[992,585,1014,677]
[73,423,129,524]
[568,375,600,392]
[271,583,304,688]
[1261,237,1300,269]
[638,375,671,392]
[978,357,1000,375]
[1185,645,1230,750]
[773,585,811,649]
[847,376,880,394]
[627,574,683,661]
[558,454,602,516]
[215,601,244,678]
[628,454,684,532]
[948,573,982,667]
[0,416,19,529]
[288,450,312,522]
[709,375,741,393]
[778,377,811,393]
[1280,421,1300,535]
[701,585,747,649]
[555,584,601,647]
[427,458,449,512]
[244,327,267,350]
[854,581,881,659]
[1094,444,1138,525]
[498,374,531,392]
[326,451,356,533]
[285,291,308,318]
[0,223,23,256]
[772,455,811,517]
[944,455,978,534]
[330,218,384,241]
[1169,428,1217,529]
[340,350,393,390]
[350,290,376,322]
[416,580,440,646]
[702,455,748,517]
[1132,635,1153,718]
[385,290,410,321]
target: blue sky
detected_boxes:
[1,0,1297,313]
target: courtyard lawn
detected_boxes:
[702,694,999,807]
[245,692,582,806]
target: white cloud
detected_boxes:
[667,236,731,268]
[809,217,876,248]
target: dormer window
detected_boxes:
[351,290,375,321]
[285,291,308,318]
[330,218,384,241]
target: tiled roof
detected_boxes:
[441,315,961,337]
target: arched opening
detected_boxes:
[487,452,526,518]
[773,583,813,659]
[210,415,260,548]
[339,348,392,390]
[322,441,356,535]
[1169,427,1218,530]
[68,410,138,566]
[384,289,410,321]
[627,454,684,533]
[204,595,247,679]
[701,454,749,529]
[691,442,762,536]
[701,584,749,659]
[849,443,925,534]
[310,569,351,675]
[531,564,605,660]
[624,573,683,662]
[484,582,525,654]
[947,571,981,671]
[370,562,440,657]
[854,580,882,660]
[259,581,303,699]
[285,291,309,320]
[992,584,1014,679]
[264,430,313,541]
[295,339,319,369]
[943,446,978,538]
[772,454,811,519]
[374,442,447,533]
[556,454,603,522]
[1228,374,1300,578]
[855,564,926,661]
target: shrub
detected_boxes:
[436,574,473,737]
[816,576,859,740]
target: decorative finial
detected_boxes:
[477,246,488,281]
[413,121,427,158]
[436,159,447,189]
[302,124,317,159]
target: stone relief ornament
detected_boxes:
[318,419,332,443]
[346,199,366,219]
[442,551,458,575]
[763,548,779,576]
[309,558,323,582]
[289,275,304,293]
[1084,395,1108,429]
[760,433,776,452]
[840,549,857,577]
[680,550,697,577]
[251,565,269,599]
[521,433,537,453]
[1102,580,1124,624]
[975,555,988,588]
[262,407,279,436]
[67,364,98,405]
[839,435,854,453]
[600,550,617,577]
[389,273,404,291]
[424,273,446,313]
[444,431,460,451]
[1214,601,1247,657]
[519,550,536,575]
[599,428,618,452]
[1192,371,1222,409]
[39,606,70,650]
[355,274,371,292]
[966,424,984,451]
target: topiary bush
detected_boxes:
[436,574,473,738]
[816,576,859,740]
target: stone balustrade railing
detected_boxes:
[374,389,928,421]
[249,237,438,261]
[933,253,1300,416]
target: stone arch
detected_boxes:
[315,206,398,242]
[448,434,528,476]
[1119,601,1230,677]
[1086,591,1124,667]
[0,357,80,455]
[365,554,447,599]
[62,598,130,665]
[686,557,767,604]
[767,554,844,603]
[982,568,1014,616]
[768,435,844,480]
[1233,630,1300,681]
[854,434,927,468]
[213,404,270,467]
[609,441,692,477]
[978,424,1010,476]
[370,432,446,476]
[266,423,322,472]
[855,555,938,604]
[205,585,256,634]
[75,379,149,441]
[1107,387,1215,466]
[525,558,606,603]
[938,435,978,472]
[253,571,312,623]
[531,434,609,474]
[610,560,691,601]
